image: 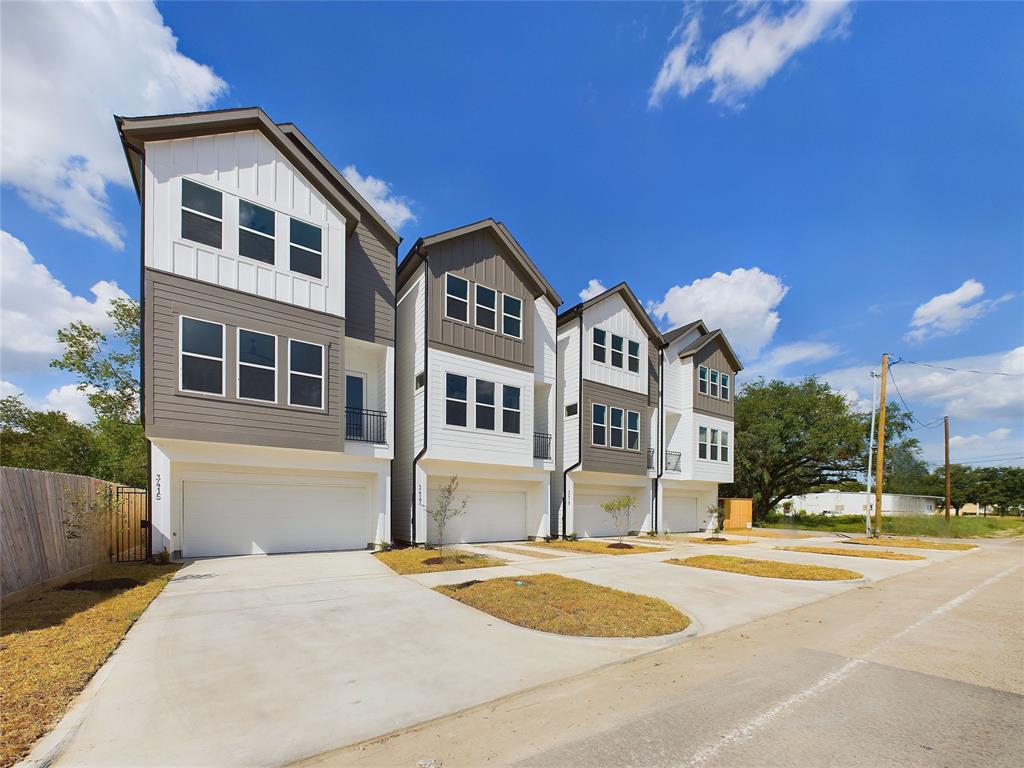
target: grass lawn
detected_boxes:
[374,547,506,575]
[668,554,862,581]
[760,514,1024,538]
[726,528,816,539]
[528,539,666,556]
[435,573,689,637]
[843,537,976,551]
[778,545,925,561]
[0,563,180,768]
[687,537,750,545]
[478,545,563,560]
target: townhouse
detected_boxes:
[392,220,562,544]
[117,108,398,558]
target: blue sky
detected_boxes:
[2,1,1022,467]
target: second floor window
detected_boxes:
[628,340,641,374]
[238,200,275,265]
[610,407,624,448]
[445,373,468,426]
[237,329,276,402]
[503,295,523,338]
[180,316,224,395]
[289,219,322,280]
[592,403,607,446]
[475,285,496,330]
[698,426,729,462]
[611,334,624,368]
[593,328,607,364]
[627,410,640,450]
[502,385,521,433]
[445,274,469,322]
[181,179,222,249]
[289,339,324,409]
[475,379,495,430]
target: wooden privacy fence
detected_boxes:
[0,467,147,605]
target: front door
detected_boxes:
[346,373,365,440]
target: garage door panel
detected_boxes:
[183,479,369,557]
[426,489,526,543]
[573,485,642,538]
[662,495,698,533]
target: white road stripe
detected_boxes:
[683,561,1021,768]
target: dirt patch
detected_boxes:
[61,578,141,592]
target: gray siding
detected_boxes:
[345,219,395,346]
[581,380,652,476]
[648,341,660,407]
[692,341,736,418]
[145,268,345,451]
[426,228,534,371]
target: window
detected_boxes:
[592,403,607,446]
[475,380,495,430]
[502,295,523,338]
[565,402,578,417]
[237,329,276,402]
[289,339,324,408]
[627,340,640,374]
[720,430,729,462]
[709,370,719,398]
[721,373,730,401]
[289,218,322,279]
[610,407,624,448]
[698,365,709,395]
[710,429,720,461]
[698,426,708,459]
[181,179,222,249]
[415,371,425,390]
[502,385,521,433]
[238,200,275,265]
[627,410,640,450]
[611,334,624,368]
[445,373,467,426]
[475,285,496,330]
[592,328,607,363]
[180,316,224,395]
[445,274,469,322]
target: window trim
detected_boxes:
[444,273,470,324]
[709,370,720,398]
[235,327,277,403]
[626,410,640,452]
[288,216,324,281]
[697,425,729,463]
[474,284,497,331]
[720,430,730,462]
[698,426,708,460]
[237,198,276,266]
[179,315,225,397]
[501,384,521,434]
[502,294,523,339]
[592,328,607,364]
[287,338,326,410]
[475,379,496,431]
[698,365,709,395]
[444,372,469,428]
[609,407,624,448]
[591,403,607,447]
[627,340,641,374]
[180,179,223,249]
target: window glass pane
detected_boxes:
[181,210,221,249]
[502,295,522,337]
[446,373,467,401]
[239,330,274,366]
[290,219,322,252]
[503,409,520,434]
[565,403,578,417]
[447,274,468,300]
[503,315,521,337]
[593,328,606,363]
[182,356,221,394]
[447,297,468,322]
[628,340,640,373]
[610,335,623,368]
[612,335,623,352]
[290,374,322,408]
[503,294,521,317]
[181,318,222,357]
[475,286,496,328]
[182,179,221,217]
[593,424,606,445]
[476,286,495,308]
[627,411,639,430]
[346,375,364,410]
[610,408,623,428]
[290,340,322,376]
[503,385,520,410]
[290,246,322,279]
[476,306,495,328]
[721,446,729,462]
[477,403,495,430]
[593,404,606,423]
[594,328,606,345]
[475,380,494,405]
[239,229,275,264]
[628,340,640,357]
[446,400,467,427]
[415,371,425,390]
[721,374,730,399]
[239,366,274,401]
[610,427,623,448]
[627,429,639,450]
[239,200,274,235]
[710,443,719,461]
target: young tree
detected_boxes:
[600,495,635,545]
[0,395,98,476]
[427,476,468,560]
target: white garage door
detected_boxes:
[427,488,527,543]
[573,486,643,538]
[183,477,370,557]
[662,495,698,533]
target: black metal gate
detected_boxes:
[114,486,149,562]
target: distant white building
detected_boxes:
[782,490,944,517]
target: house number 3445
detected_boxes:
[155,473,162,501]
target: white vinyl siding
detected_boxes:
[580,293,648,395]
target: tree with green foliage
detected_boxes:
[0,395,98,476]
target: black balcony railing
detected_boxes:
[647,448,655,470]
[345,407,387,444]
[533,432,552,460]
[665,450,682,472]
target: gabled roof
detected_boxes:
[397,218,562,306]
[677,329,744,372]
[115,107,400,247]
[660,319,709,347]
[556,282,661,340]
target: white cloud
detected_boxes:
[1,380,97,423]
[579,279,608,301]
[649,1,852,108]
[341,165,415,231]
[1,231,129,376]
[742,340,840,381]
[905,279,1013,343]
[1,1,226,248]
[648,267,788,359]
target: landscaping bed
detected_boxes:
[668,554,862,581]
[688,537,750,545]
[374,547,506,575]
[435,573,689,637]
[843,537,976,551]
[0,563,180,768]
[528,539,666,556]
[778,546,925,561]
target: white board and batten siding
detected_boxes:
[144,131,346,317]
[581,293,648,396]
[688,412,734,484]
[533,297,557,382]
[558,324,580,469]
[393,268,426,535]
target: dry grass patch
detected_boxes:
[778,546,925,561]
[435,573,689,637]
[479,545,563,560]
[374,547,506,575]
[1,563,180,768]
[687,537,750,545]
[668,554,862,581]
[728,528,816,539]
[843,537,976,551]
[528,540,666,556]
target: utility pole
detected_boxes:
[864,371,880,538]
[944,416,951,522]
[873,354,889,537]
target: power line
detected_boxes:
[898,358,1024,377]
[887,362,944,429]
[923,456,1024,467]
